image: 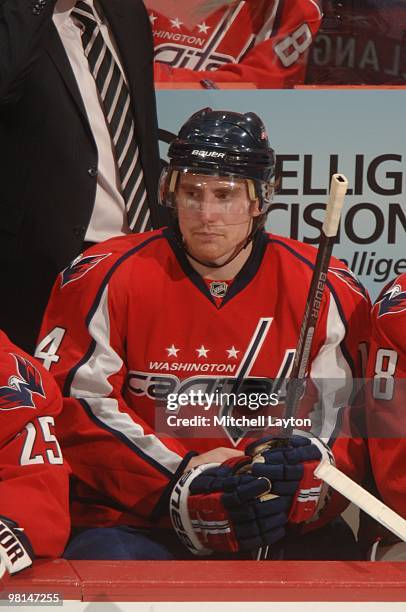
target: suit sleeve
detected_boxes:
[0,0,58,103]
[153,0,322,88]
[37,248,194,521]
[0,342,70,558]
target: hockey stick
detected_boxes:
[256,173,348,559]
[315,462,406,542]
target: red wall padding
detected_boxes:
[2,560,406,602]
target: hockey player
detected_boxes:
[0,331,70,578]
[36,108,370,560]
[148,0,323,88]
[366,274,406,560]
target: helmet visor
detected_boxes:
[160,168,260,223]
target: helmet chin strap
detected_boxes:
[181,217,261,270]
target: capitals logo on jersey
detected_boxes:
[151,2,248,72]
[61,253,111,288]
[0,354,45,411]
[377,283,406,318]
[127,317,294,446]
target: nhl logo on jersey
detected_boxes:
[209,281,228,298]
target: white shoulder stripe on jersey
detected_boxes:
[308,293,353,442]
[255,0,280,42]
[70,285,183,475]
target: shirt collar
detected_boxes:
[54,0,103,28]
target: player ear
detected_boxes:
[250,200,261,217]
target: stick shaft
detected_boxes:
[315,462,406,542]
[257,174,348,560]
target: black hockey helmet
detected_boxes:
[159,107,275,213]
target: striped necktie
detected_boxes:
[71,0,151,232]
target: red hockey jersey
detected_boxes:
[367,273,406,520]
[37,228,370,530]
[148,0,323,88]
[0,331,70,558]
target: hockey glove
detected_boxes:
[245,435,332,523]
[0,517,33,579]
[170,457,292,555]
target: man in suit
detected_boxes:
[0,0,165,354]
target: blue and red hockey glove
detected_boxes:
[170,455,295,555]
[170,435,333,555]
[245,435,332,524]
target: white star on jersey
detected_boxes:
[197,22,210,34]
[226,346,239,359]
[170,17,183,29]
[196,345,209,358]
[149,13,157,24]
[166,344,179,357]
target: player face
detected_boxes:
[176,173,261,265]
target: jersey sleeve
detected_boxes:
[366,274,406,520]
[301,262,372,529]
[36,244,195,523]
[153,0,322,88]
[0,335,70,558]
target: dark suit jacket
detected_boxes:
[0,0,165,352]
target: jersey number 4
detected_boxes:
[35,327,66,371]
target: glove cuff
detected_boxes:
[170,462,220,556]
[292,430,335,521]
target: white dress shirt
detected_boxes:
[53,0,131,242]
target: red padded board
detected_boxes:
[70,560,406,602]
[2,560,406,602]
[0,559,81,600]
